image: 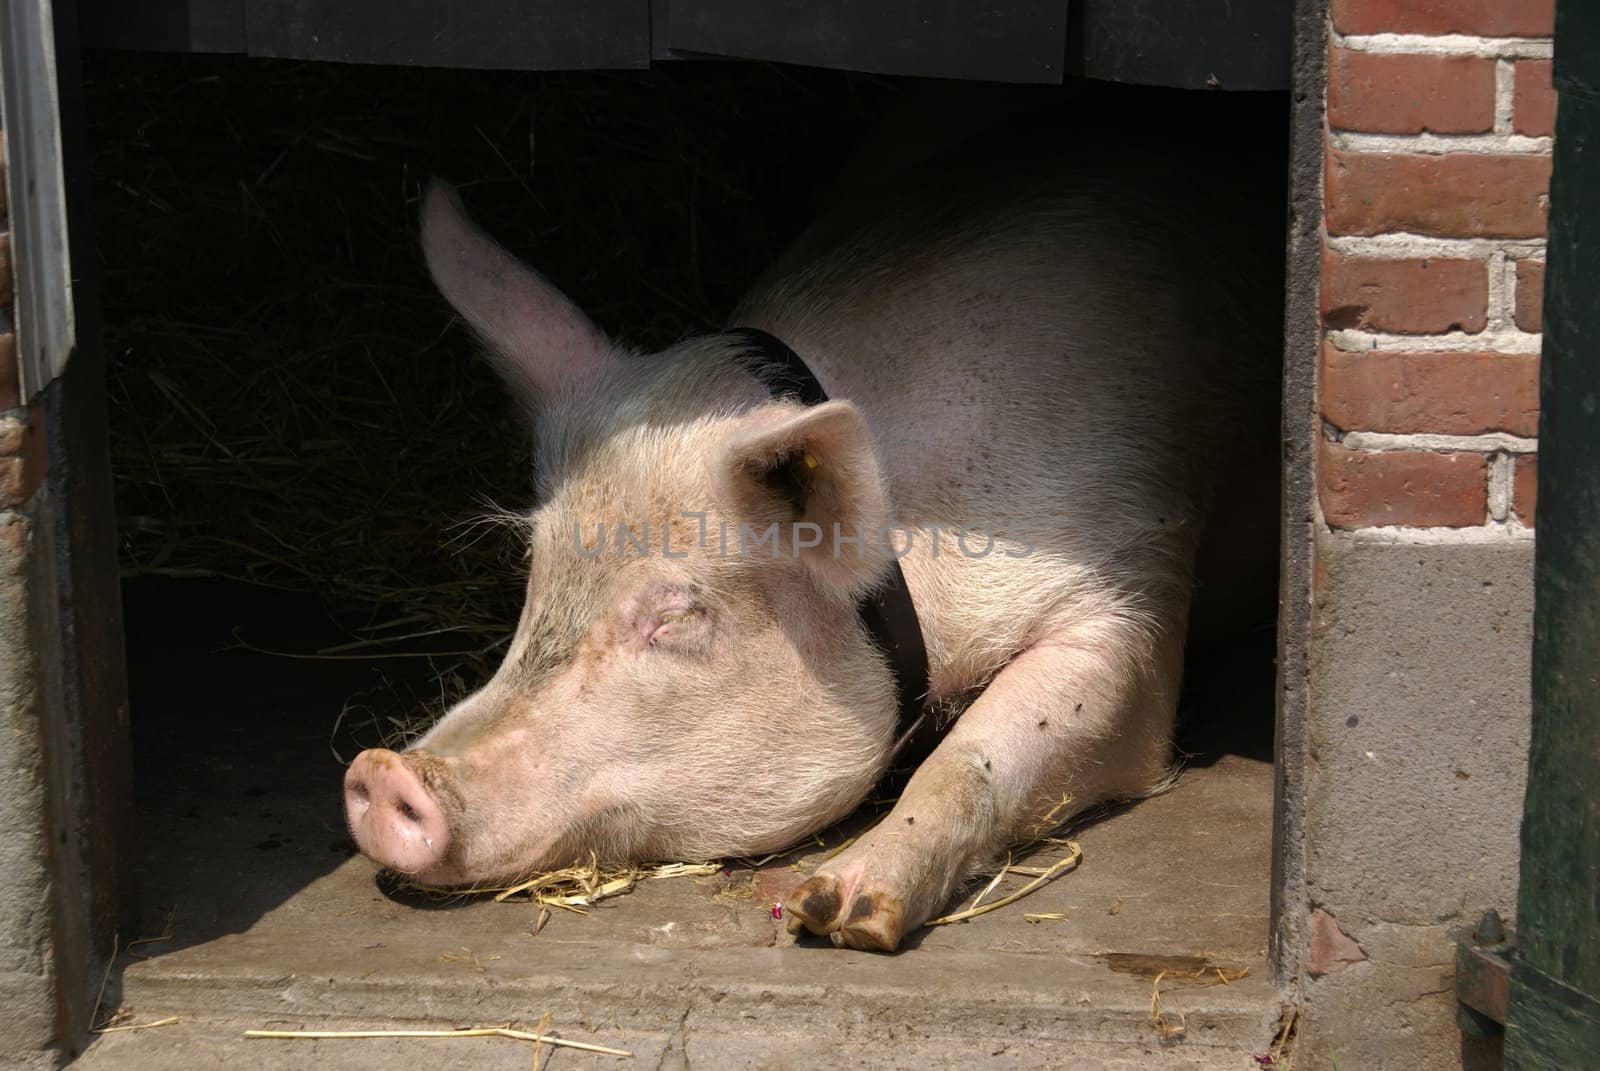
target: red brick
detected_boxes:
[1321,346,1539,436]
[1515,259,1545,332]
[1326,150,1552,238]
[1321,252,1487,333]
[1513,60,1556,138]
[1332,0,1554,38]
[0,409,42,509]
[752,865,806,908]
[0,459,35,508]
[0,332,15,411]
[1308,908,1368,978]
[1513,454,1538,526]
[0,515,26,570]
[0,415,26,455]
[1328,50,1495,134]
[1320,440,1488,528]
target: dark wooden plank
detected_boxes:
[76,0,246,53]
[1074,0,1291,90]
[1505,0,1600,1064]
[244,0,649,70]
[651,0,674,61]
[78,0,1289,88]
[1506,962,1600,1067]
[667,0,1068,83]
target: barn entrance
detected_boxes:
[78,56,1288,1066]
[4,4,1304,1066]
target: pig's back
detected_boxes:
[734,148,1279,569]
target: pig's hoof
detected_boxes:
[785,874,843,933]
[785,875,906,952]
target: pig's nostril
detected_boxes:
[397,800,421,825]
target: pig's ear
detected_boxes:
[421,182,614,406]
[718,401,891,597]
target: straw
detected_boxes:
[924,842,1083,927]
[243,1026,631,1057]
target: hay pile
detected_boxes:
[85,53,891,718]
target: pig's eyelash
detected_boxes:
[653,609,696,631]
[647,609,700,646]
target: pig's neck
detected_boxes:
[711,320,1004,705]
[726,318,954,515]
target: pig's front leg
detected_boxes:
[785,619,1184,952]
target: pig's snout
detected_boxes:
[344,749,450,876]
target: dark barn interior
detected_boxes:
[83,46,1291,1064]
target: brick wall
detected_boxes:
[1,125,42,584]
[1318,0,1554,535]
[0,127,36,518]
[1294,4,1551,1066]
[1,111,50,593]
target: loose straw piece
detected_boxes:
[95,1017,182,1034]
[821,834,860,861]
[89,934,118,1031]
[1149,970,1186,1038]
[242,1027,631,1058]
[924,841,1083,927]
[484,860,719,904]
[965,851,1012,913]
[1146,963,1251,1039]
[127,909,177,959]
[530,1010,553,1071]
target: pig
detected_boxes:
[343,135,1280,952]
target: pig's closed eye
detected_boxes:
[646,609,699,647]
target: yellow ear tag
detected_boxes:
[802,453,820,469]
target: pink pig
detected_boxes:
[344,140,1279,952]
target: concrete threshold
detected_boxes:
[84,589,1287,1068]
[80,753,1286,1068]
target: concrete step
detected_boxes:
[78,754,1288,1069]
[84,939,1284,1069]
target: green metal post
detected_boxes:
[1504,1,1600,1064]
